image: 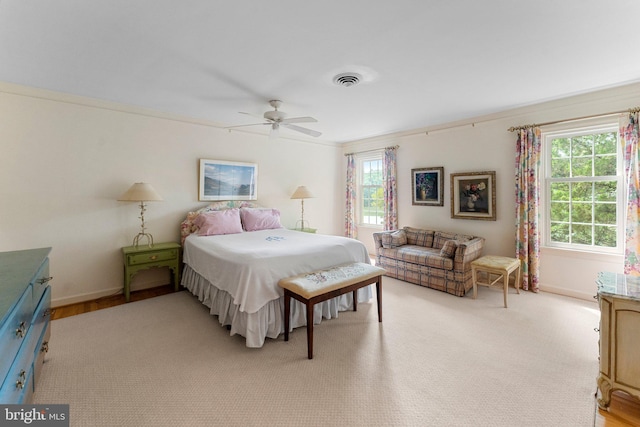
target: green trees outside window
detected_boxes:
[361,158,384,225]
[548,130,619,249]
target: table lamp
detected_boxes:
[118,182,163,248]
[290,185,314,230]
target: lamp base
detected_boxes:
[295,220,311,230]
[132,232,154,248]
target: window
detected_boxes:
[359,154,384,226]
[543,123,623,254]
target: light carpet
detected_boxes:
[33,277,600,426]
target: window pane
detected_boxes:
[550,201,569,222]
[571,157,593,177]
[594,155,616,176]
[571,182,592,201]
[550,182,570,201]
[594,181,617,202]
[551,158,570,178]
[572,224,592,245]
[550,222,570,243]
[594,132,617,155]
[594,225,617,247]
[571,135,593,156]
[551,138,570,158]
[594,203,616,225]
[571,202,592,223]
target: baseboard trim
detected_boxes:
[538,284,597,303]
[52,286,123,308]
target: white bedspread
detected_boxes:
[183,229,371,314]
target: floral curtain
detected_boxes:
[345,154,357,238]
[383,147,398,231]
[515,127,541,292]
[621,112,640,275]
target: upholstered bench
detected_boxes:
[278,262,385,359]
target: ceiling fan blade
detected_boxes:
[282,123,322,137]
[224,122,270,129]
[239,111,269,121]
[281,116,318,124]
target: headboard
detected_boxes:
[180,201,262,245]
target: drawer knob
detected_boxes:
[38,276,53,285]
[15,321,27,338]
[15,370,26,390]
[149,255,158,260]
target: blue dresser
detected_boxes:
[0,248,52,403]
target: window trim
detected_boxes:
[357,152,384,228]
[541,120,624,255]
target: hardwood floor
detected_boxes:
[596,391,640,426]
[51,284,177,320]
[51,285,640,425]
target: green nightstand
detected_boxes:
[291,228,317,233]
[122,242,181,302]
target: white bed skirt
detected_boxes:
[181,265,373,348]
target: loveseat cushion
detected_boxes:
[403,227,434,247]
[433,231,475,249]
[381,230,407,248]
[378,245,454,270]
[439,240,458,258]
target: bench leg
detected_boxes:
[284,291,290,341]
[352,290,358,311]
[376,276,382,322]
[306,301,314,359]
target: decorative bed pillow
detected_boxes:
[240,208,283,231]
[439,240,458,258]
[194,208,243,236]
[381,230,407,249]
[180,202,262,245]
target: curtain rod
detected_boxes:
[344,145,399,157]
[507,107,640,132]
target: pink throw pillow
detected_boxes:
[240,208,283,231]
[194,208,243,236]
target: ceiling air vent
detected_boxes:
[333,73,362,87]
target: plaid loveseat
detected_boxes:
[373,227,485,297]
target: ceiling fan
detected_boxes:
[226,100,321,139]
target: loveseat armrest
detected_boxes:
[453,237,485,271]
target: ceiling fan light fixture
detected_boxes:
[333,72,362,87]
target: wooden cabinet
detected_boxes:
[596,272,640,410]
[0,248,52,404]
[122,242,180,302]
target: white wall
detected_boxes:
[3,81,638,306]
[0,83,342,306]
[344,82,640,301]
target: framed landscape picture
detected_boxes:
[198,159,258,201]
[450,171,496,220]
[412,167,444,206]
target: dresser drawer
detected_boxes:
[0,287,33,384]
[31,258,51,308]
[127,249,178,266]
[31,286,51,347]
[0,337,35,404]
[34,324,51,388]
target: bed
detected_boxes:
[179,201,372,348]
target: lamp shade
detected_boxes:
[118,182,163,202]
[290,186,314,199]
